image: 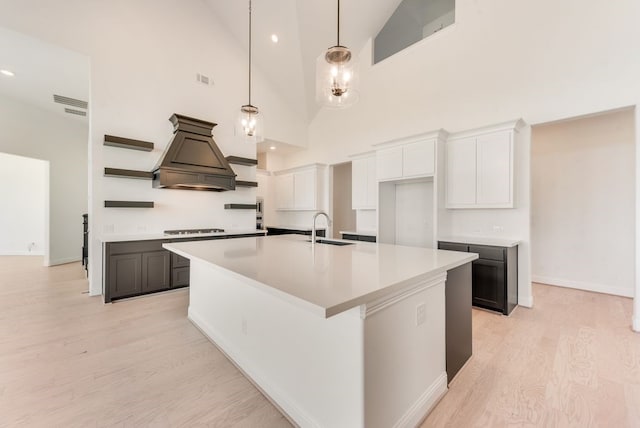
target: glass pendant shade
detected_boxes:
[316,46,358,108]
[236,104,263,143]
[316,0,358,108]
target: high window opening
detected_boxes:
[374,0,455,64]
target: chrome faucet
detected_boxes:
[312,211,332,245]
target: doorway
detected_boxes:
[531,108,635,297]
[331,162,356,239]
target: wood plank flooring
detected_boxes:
[0,256,638,427]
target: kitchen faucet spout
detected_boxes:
[311,211,332,245]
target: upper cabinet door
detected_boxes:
[402,139,435,177]
[352,158,368,209]
[366,156,377,207]
[376,146,403,181]
[275,174,294,210]
[294,169,317,210]
[476,131,512,207]
[446,137,477,207]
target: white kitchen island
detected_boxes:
[164,235,477,428]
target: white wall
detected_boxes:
[531,109,635,297]
[0,152,47,255]
[0,0,307,295]
[0,96,87,265]
[285,0,640,310]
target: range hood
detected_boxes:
[152,114,236,191]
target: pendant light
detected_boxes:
[237,0,263,142]
[316,0,358,108]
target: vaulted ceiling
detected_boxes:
[204,0,403,122]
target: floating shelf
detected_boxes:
[226,156,258,166]
[224,204,257,210]
[104,168,154,180]
[105,201,154,208]
[104,135,154,151]
[235,180,258,188]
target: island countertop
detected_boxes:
[164,235,477,317]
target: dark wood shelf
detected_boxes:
[105,201,154,208]
[104,168,154,180]
[226,156,258,166]
[235,180,258,188]
[104,135,154,151]
[224,204,257,210]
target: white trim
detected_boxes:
[361,273,447,319]
[0,251,44,256]
[188,307,319,428]
[447,119,525,141]
[633,316,640,333]
[372,129,448,150]
[518,293,533,308]
[48,256,82,266]
[392,372,448,428]
[532,275,634,298]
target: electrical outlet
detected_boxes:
[492,225,503,233]
[196,73,214,86]
[416,303,426,326]
[241,318,248,335]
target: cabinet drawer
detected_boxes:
[438,242,469,252]
[171,252,190,268]
[108,239,165,255]
[469,245,505,261]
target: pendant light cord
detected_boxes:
[337,0,340,46]
[248,0,252,106]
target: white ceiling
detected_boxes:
[0,26,90,122]
[204,0,403,122]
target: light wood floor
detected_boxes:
[1,257,638,427]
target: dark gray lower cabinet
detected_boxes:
[109,253,142,299]
[438,241,518,315]
[445,263,472,383]
[142,251,171,292]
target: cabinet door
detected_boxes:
[446,137,477,207]
[403,139,435,177]
[351,158,367,209]
[294,169,316,210]
[109,253,142,299]
[275,174,294,210]
[366,156,377,208]
[172,267,190,288]
[376,146,403,181]
[141,251,171,293]
[476,131,513,207]
[472,259,506,312]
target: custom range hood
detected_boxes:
[153,114,236,191]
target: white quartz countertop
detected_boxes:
[438,236,521,248]
[164,235,477,318]
[98,229,266,243]
[339,230,377,237]
[266,225,326,231]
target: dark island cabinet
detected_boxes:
[438,241,518,315]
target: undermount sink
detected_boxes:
[306,239,354,246]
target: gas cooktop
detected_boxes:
[164,228,225,235]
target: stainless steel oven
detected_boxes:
[256,197,264,229]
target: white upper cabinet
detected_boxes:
[374,131,444,182]
[446,137,476,206]
[376,146,403,181]
[351,153,377,210]
[274,164,326,211]
[446,120,522,209]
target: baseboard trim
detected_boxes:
[518,293,534,308]
[393,371,448,428]
[48,256,81,266]
[188,307,318,428]
[532,275,634,298]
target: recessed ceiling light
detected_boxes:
[271,34,279,43]
[270,145,276,150]
[0,69,15,77]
